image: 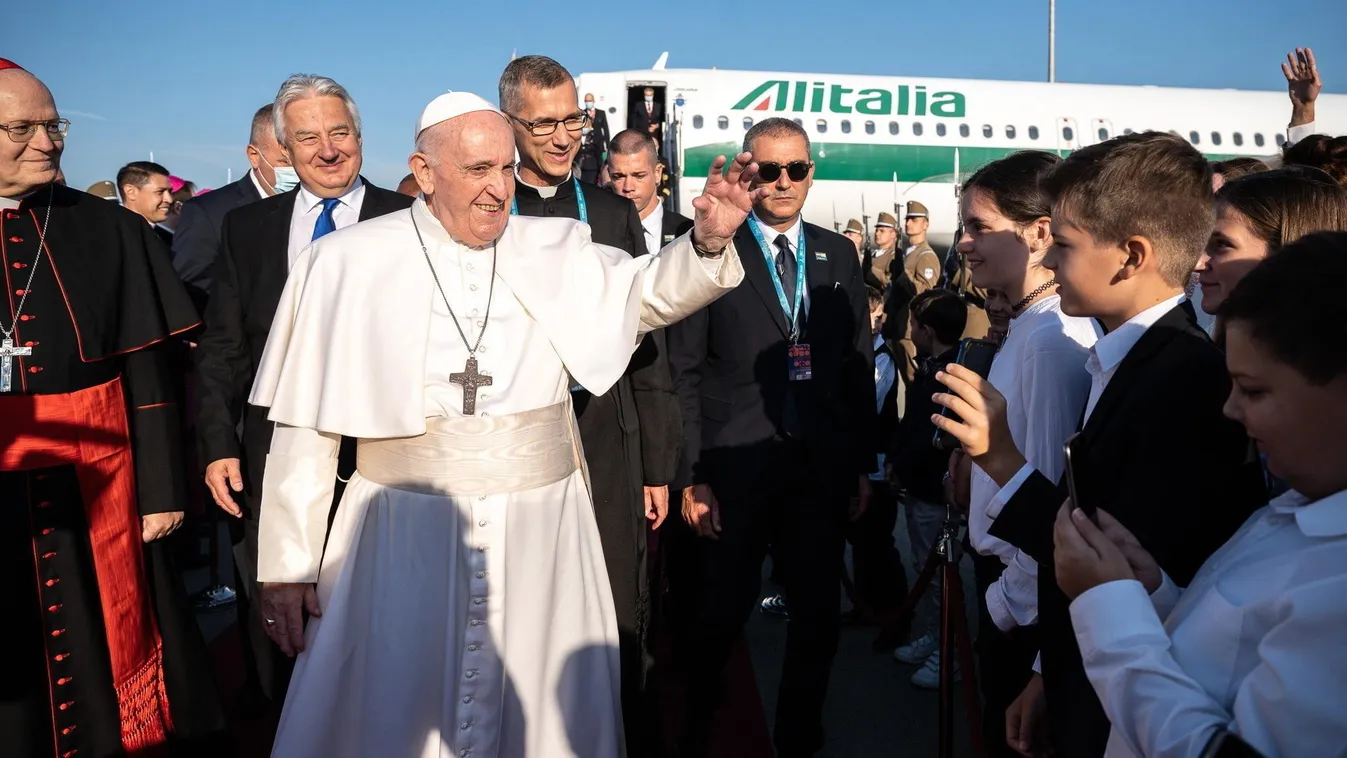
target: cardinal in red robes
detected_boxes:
[0,63,226,757]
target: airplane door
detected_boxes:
[1089,118,1115,145]
[1056,117,1081,155]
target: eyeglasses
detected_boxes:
[507,112,589,137]
[1,119,70,143]
[757,161,812,183]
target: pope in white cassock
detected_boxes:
[246,91,762,758]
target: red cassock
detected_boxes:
[1,186,225,757]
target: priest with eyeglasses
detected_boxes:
[0,61,225,758]
[250,90,759,757]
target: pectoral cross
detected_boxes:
[450,356,493,415]
[0,338,32,393]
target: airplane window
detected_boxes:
[841,119,851,134]
[717,116,729,130]
[888,121,899,135]
[983,124,993,138]
[1233,132,1244,146]
[1062,126,1074,142]
[1006,125,1016,139]
[792,117,803,127]
[1189,131,1200,145]
[816,119,827,134]
[742,117,753,130]
[1123,128,1134,135]
[1211,131,1222,146]
[913,122,924,136]
[692,115,703,129]
[1098,127,1109,141]
[1254,133,1265,147]
[865,121,876,135]
[1275,134,1286,147]
[1028,125,1039,140]
[958,124,969,138]
[936,123,947,137]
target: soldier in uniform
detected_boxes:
[843,217,864,258]
[870,211,901,289]
[901,200,942,292]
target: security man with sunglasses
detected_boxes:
[498,55,679,758]
[667,117,876,758]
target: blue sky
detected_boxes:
[9,0,1345,191]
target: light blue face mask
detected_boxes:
[258,152,300,194]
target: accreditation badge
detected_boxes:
[788,343,813,381]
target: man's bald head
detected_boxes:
[0,68,63,197]
[410,109,515,247]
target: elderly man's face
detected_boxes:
[510,79,583,184]
[415,111,515,248]
[280,95,362,197]
[0,71,63,196]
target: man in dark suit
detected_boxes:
[500,55,681,757]
[195,74,413,707]
[116,160,175,244]
[934,132,1267,758]
[629,86,664,146]
[576,92,611,184]
[667,117,875,758]
[172,104,289,312]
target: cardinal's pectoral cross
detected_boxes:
[450,356,493,415]
[0,338,33,393]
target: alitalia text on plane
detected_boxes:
[731,80,968,119]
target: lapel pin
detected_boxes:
[815,252,828,261]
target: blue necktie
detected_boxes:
[311,198,341,241]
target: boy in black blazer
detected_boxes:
[931,132,1266,758]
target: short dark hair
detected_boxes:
[742,117,810,156]
[865,284,883,308]
[1212,156,1269,182]
[1043,131,1212,287]
[1220,231,1347,385]
[116,161,170,199]
[910,289,967,346]
[499,55,572,114]
[1282,134,1347,186]
[607,129,659,166]
[961,150,1061,225]
[250,103,275,145]
[1217,169,1347,254]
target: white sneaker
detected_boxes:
[910,650,961,689]
[892,633,937,664]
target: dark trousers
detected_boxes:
[230,496,295,703]
[971,550,1041,758]
[844,479,907,615]
[674,442,847,757]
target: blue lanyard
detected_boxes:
[509,175,587,224]
[747,216,806,338]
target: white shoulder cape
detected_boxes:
[248,198,739,438]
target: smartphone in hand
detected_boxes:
[1063,432,1096,523]
[932,338,999,452]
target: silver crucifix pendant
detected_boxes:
[449,356,493,415]
[0,338,33,393]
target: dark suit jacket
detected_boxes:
[667,220,876,492]
[194,181,414,513]
[660,206,693,249]
[629,101,664,142]
[172,175,264,312]
[987,303,1266,758]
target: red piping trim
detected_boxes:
[1,223,28,391]
[133,402,175,410]
[24,473,61,755]
[31,208,202,363]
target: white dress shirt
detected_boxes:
[288,178,365,269]
[1287,121,1316,147]
[972,295,1099,632]
[640,199,664,256]
[1071,488,1347,758]
[249,168,270,200]
[870,333,896,481]
[750,212,810,320]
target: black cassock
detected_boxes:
[513,178,681,753]
[0,184,226,758]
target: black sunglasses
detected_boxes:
[756,161,812,183]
